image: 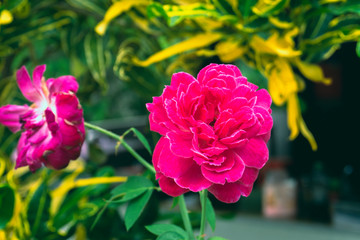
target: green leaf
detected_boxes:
[111,176,153,203]
[327,0,360,14]
[125,189,153,231]
[84,33,108,92]
[131,128,152,154]
[27,183,51,236]
[146,224,187,238]
[147,2,220,27]
[252,0,289,17]
[208,237,229,240]
[206,197,216,232]
[356,40,360,58]
[0,185,15,229]
[65,0,105,15]
[171,196,179,209]
[157,231,186,240]
[238,0,257,18]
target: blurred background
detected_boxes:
[1,0,360,239]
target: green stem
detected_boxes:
[199,190,207,240]
[178,195,195,240]
[84,122,155,174]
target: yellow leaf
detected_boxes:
[50,162,126,219]
[250,32,301,57]
[196,17,223,31]
[287,93,299,140]
[0,10,13,25]
[0,157,6,177]
[49,161,85,217]
[304,29,360,46]
[269,16,293,29]
[75,224,87,240]
[294,58,332,85]
[319,0,346,4]
[74,176,127,188]
[287,93,318,150]
[128,11,153,34]
[95,0,149,36]
[215,39,247,63]
[252,0,288,16]
[133,32,223,67]
[267,58,299,105]
[299,114,318,151]
[163,3,216,18]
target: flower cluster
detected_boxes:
[0,65,85,171]
[147,64,273,203]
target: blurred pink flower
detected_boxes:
[147,64,273,203]
[0,65,85,171]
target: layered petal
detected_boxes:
[0,105,30,132]
[237,137,269,169]
[0,65,85,172]
[16,66,45,103]
[208,181,254,203]
[147,63,272,203]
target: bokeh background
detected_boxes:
[1,0,360,239]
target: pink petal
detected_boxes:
[47,75,79,94]
[167,132,193,158]
[155,137,194,179]
[57,118,85,149]
[157,173,188,197]
[201,151,245,184]
[25,146,43,172]
[174,164,212,192]
[32,65,46,91]
[208,181,254,203]
[237,137,269,169]
[171,72,197,90]
[45,108,59,133]
[239,167,259,185]
[15,133,29,169]
[54,92,83,122]
[147,97,177,135]
[0,104,30,132]
[43,148,70,170]
[255,89,272,109]
[16,66,44,103]
[254,106,273,136]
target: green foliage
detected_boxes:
[0,185,15,229]
[206,197,216,232]
[92,175,154,231]
[146,223,187,238]
[125,188,153,230]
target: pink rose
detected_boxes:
[147,64,273,203]
[0,65,85,171]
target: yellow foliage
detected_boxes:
[95,0,149,36]
[252,0,289,16]
[266,58,318,150]
[294,58,332,85]
[0,9,13,25]
[269,16,293,29]
[133,32,223,67]
[287,93,318,150]
[267,58,299,105]
[163,3,216,17]
[215,39,247,63]
[250,32,301,57]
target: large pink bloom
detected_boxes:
[0,65,85,172]
[147,64,273,203]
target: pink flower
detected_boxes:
[147,64,273,203]
[0,65,85,172]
